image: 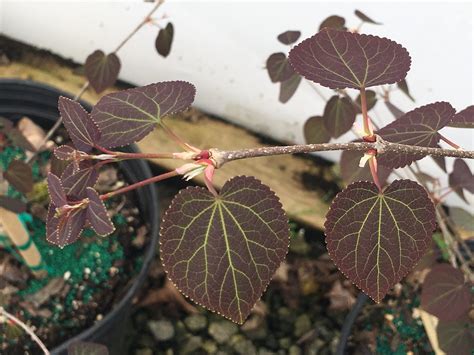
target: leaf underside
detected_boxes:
[325,180,436,302]
[319,15,346,31]
[449,158,474,202]
[437,317,474,354]
[91,81,196,148]
[288,28,411,89]
[377,102,455,168]
[323,95,356,138]
[448,105,474,128]
[155,22,174,57]
[266,53,294,83]
[304,116,331,144]
[277,30,301,45]
[84,50,121,94]
[279,73,301,103]
[160,176,290,324]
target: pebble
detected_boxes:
[184,314,207,332]
[134,349,153,355]
[294,314,312,338]
[208,320,238,344]
[181,335,202,354]
[147,320,175,342]
[289,345,302,355]
[230,335,257,355]
[258,348,276,355]
[202,340,217,353]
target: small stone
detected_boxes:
[278,337,291,349]
[135,349,153,355]
[208,321,238,344]
[181,336,202,354]
[184,314,207,332]
[147,320,175,342]
[258,348,276,355]
[294,314,312,338]
[202,340,217,353]
[305,339,325,355]
[231,335,257,355]
[289,345,302,355]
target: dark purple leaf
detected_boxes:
[61,162,99,199]
[355,90,377,113]
[86,187,115,236]
[437,317,474,354]
[377,102,455,168]
[4,160,33,194]
[50,155,71,177]
[432,144,447,172]
[325,180,436,302]
[288,29,411,90]
[84,50,121,94]
[323,95,356,138]
[384,100,405,120]
[449,159,474,202]
[46,204,87,248]
[58,97,101,152]
[47,173,67,207]
[277,30,301,45]
[68,341,109,355]
[397,79,414,101]
[421,263,471,321]
[339,147,391,186]
[448,105,474,128]
[160,176,290,324]
[319,15,346,31]
[91,81,196,148]
[54,145,76,161]
[155,22,174,57]
[354,10,382,25]
[303,116,331,144]
[279,73,301,103]
[266,53,294,83]
[0,196,26,214]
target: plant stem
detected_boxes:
[100,170,178,200]
[369,158,382,191]
[95,145,190,160]
[440,134,461,149]
[0,307,50,355]
[211,136,474,168]
[359,87,372,136]
[159,121,200,152]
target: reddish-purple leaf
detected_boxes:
[355,90,377,113]
[54,145,76,161]
[339,147,391,186]
[160,176,290,324]
[86,187,115,236]
[155,22,174,58]
[68,341,109,355]
[47,173,67,207]
[277,30,301,45]
[384,100,405,120]
[0,196,26,214]
[377,102,455,168]
[323,96,356,138]
[84,50,121,94]
[397,79,414,101]
[50,155,71,178]
[266,53,294,83]
[319,15,346,31]
[303,116,331,144]
[58,97,101,152]
[46,204,87,248]
[4,160,33,194]
[354,10,382,25]
[448,105,474,128]
[449,159,474,202]
[61,162,99,199]
[325,180,436,302]
[91,81,196,148]
[288,29,411,90]
[437,317,474,354]
[279,73,301,103]
[421,263,471,321]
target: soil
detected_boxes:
[0,127,151,353]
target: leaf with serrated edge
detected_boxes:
[54,145,76,160]
[421,263,470,321]
[46,204,87,248]
[325,180,436,302]
[155,22,174,57]
[47,173,67,207]
[304,116,331,144]
[279,73,301,103]
[354,10,382,25]
[319,15,346,31]
[61,162,99,199]
[58,97,101,152]
[377,102,455,168]
[4,160,33,194]
[449,158,474,202]
[323,96,356,138]
[266,53,294,83]
[277,30,301,45]
[437,316,474,354]
[448,105,474,128]
[85,50,121,94]
[91,81,196,148]
[86,187,115,236]
[289,29,411,90]
[160,176,290,324]
[68,341,109,355]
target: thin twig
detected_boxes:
[0,307,50,355]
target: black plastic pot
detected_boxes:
[0,79,159,355]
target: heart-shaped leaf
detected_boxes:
[319,15,346,31]
[377,102,455,168]
[421,263,471,321]
[437,317,474,354]
[277,30,301,45]
[266,53,294,83]
[160,176,290,324]
[4,160,33,194]
[384,100,405,120]
[47,173,67,207]
[339,147,391,186]
[289,29,411,90]
[58,97,101,152]
[84,50,121,94]
[397,79,415,101]
[92,81,196,148]
[323,96,356,138]
[448,105,474,128]
[304,116,331,144]
[354,10,382,25]
[449,159,474,202]
[46,203,87,248]
[279,73,301,103]
[155,22,174,57]
[325,180,436,302]
[86,187,115,236]
[355,90,377,113]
